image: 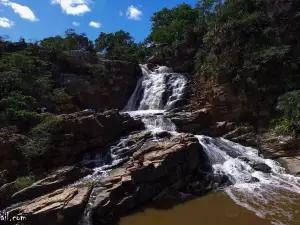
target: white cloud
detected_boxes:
[0,0,38,22]
[119,10,123,16]
[89,21,101,28]
[72,21,80,26]
[0,17,15,28]
[126,5,142,21]
[51,0,91,16]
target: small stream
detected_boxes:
[77,65,300,225]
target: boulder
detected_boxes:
[5,166,92,207]
[258,132,300,158]
[9,187,92,225]
[252,163,272,173]
[168,108,212,133]
[278,156,300,175]
[91,134,208,225]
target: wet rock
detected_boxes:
[238,156,251,164]
[258,132,300,158]
[187,181,206,195]
[9,187,92,225]
[155,131,172,139]
[5,166,93,207]
[166,99,188,111]
[91,135,206,224]
[168,108,212,133]
[252,163,272,173]
[250,177,260,183]
[146,63,157,71]
[256,132,300,174]
[212,172,231,188]
[278,156,300,175]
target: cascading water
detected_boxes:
[124,64,187,132]
[197,135,300,225]
[78,64,300,225]
[124,65,187,111]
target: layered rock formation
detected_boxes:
[91,134,205,224]
[6,134,211,225]
[0,110,144,182]
[1,166,92,208]
[10,187,92,225]
[45,110,144,168]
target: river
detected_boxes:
[120,191,300,225]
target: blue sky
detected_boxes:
[0,0,197,43]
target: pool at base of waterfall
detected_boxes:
[119,191,300,225]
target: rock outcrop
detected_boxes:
[168,108,212,134]
[9,187,92,225]
[258,132,300,175]
[5,134,211,225]
[27,110,144,171]
[90,134,208,224]
[2,166,92,208]
[0,110,144,181]
[62,59,142,111]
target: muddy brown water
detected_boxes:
[119,191,300,225]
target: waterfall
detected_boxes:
[124,64,188,111]
[196,135,300,225]
[79,64,300,225]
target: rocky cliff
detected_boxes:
[61,58,142,112]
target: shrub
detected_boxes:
[272,117,295,135]
[30,114,63,137]
[21,114,63,169]
[275,90,300,136]
[0,109,41,130]
[15,176,35,191]
[50,88,71,104]
[86,63,108,78]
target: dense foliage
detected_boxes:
[144,0,300,134]
[275,91,300,135]
[1,0,300,137]
[95,30,149,62]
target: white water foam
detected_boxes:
[196,135,300,225]
[79,63,300,225]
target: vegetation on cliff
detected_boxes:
[146,0,300,134]
[1,0,300,149]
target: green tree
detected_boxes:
[95,30,138,61]
[149,4,199,48]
